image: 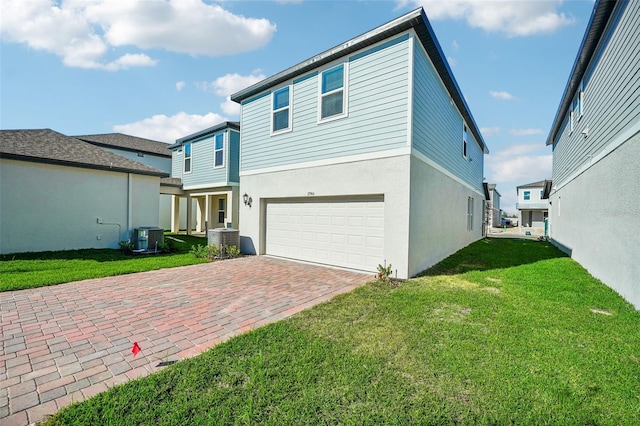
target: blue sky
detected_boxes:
[1,0,595,213]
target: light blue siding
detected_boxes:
[240,35,411,172]
[102,147,171,173]
[171,149,182,178]
[229,130,240,183]
[412,42,483,190]
[176,131,230,187]
[552,0,640,186]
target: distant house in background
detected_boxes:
[516,180,549,233]
[485,183,501,227]
[545,0,639,309]
[168,122,240,234]
[0,129,168,254]
[231,8,488,278]
[75,133,175,230]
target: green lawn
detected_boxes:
[45,238,640,425]
[0,234,208,292]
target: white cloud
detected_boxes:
[484,142,552,213]
[452,40,460,50]
[196,71,266,116]
[113,112,226,143]
[489,90,515,101]
[0,0,276,70]
[446,56,457,67]
[176,81,186,92]
[480,126,500,137]
[399,0,575,37]
[510,128,543,136]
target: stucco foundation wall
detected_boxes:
[0,159,160,254]
[549,132,640,309]
[239,155,412,278]
[408,155,484,277]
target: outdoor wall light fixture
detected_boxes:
[243,193,252,208]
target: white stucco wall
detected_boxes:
[0,159,160,254]
[238,155,412,278]
[408,155,484,276]
[548,132,640,310]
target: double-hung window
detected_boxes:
[214,133,224,168]
[272,86,291,134]
[184,142,192,174]
[218,198,225,224]
[319,64,347,121]
[462,124,468,159]
[467,197,474,231]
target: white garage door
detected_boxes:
[265,198,384,272]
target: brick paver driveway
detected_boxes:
[0,256,371,425]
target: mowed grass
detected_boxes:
[45,238,640,425]
[0,234,208,292]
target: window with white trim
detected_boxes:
[576,80,584,118]
[319,64,347,121]
[467,196,474,231]
[184,142,192,173]
[272,86,291,134]
[214,133,224,168]
[462,124,468,159]
[218,198,225,224]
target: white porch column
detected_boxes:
[205,195,211,232]
[186,195,193,235]
[196,197,206,233]
[171,195,180,233]
[226,190,234,228]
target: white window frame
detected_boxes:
[218,198,226,224]
[183,142,192,174]
[318,63,349,123]
[569,109,574,134]
[271,85,292,135]
[467,196,474,232]
[213,133,225,169]
[462,123,468,159]
[577,80,584,119]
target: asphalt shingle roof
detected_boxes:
[74,133,172,157]
[0,129,168,177]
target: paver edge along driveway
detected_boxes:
[0,256,371,425]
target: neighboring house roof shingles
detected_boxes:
[0,129,168,177]
[75,133,172,157]
[169,121,240,149]
[229,7,487,154]
[516,180,548,189]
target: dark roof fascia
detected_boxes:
[541,180,553,199]
[169,121,240,149]
[483,183,491,200]
[0,152,169,178]
[75,134,173,158]
[516,180,548,189]
[545,0,618,145]
[79,139,172,158]
[229,8,487,154]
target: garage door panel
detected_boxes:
[266,198,384,272]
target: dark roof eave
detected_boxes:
[546,0,617,146]
[0,153,169,178]
[170,121,240,148]
[230,8,487,154]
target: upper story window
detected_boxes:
[319,64,348,122]
[462,124,468,159]
[272,86,292,134]
[524,191,530,201]
[214,133,224,168]
[184,142,192,174]
[576,80,584,118]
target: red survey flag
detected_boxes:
[132,342,141,357]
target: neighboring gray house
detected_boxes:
[0,129,168,254]
[75,133,175,230]
[486,183,501,228]
[516,180,549,232]
[168,122,240,234]
[231,8,488,278]
[545,0,639,309]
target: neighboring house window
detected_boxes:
[319,64,347,121]
[524,191,530,201]
[576,80,584,118]
[467,197,474,232]
[184,142,192,173]
[214,133,224,168]
[570,109,574,133]
[540,190,544,199]
[272,86,292,134]
[462,124,468,159]
[218,198,225,224]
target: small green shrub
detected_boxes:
[221,244,241,259]
[190,244,240,260]
[376,263,392,283]
[118,240,134,254]
[158,239,176,253]
[190,244,210,259]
